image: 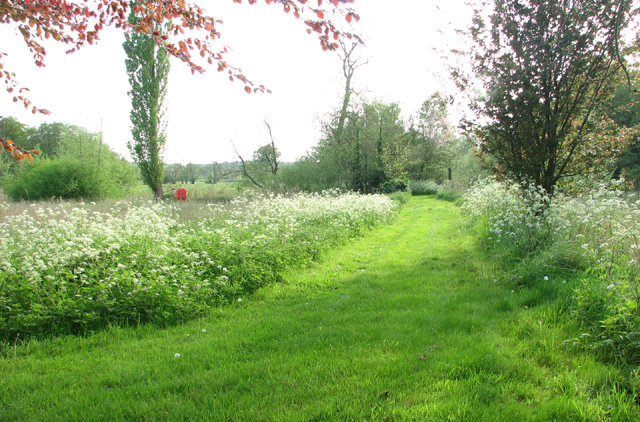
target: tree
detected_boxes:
[311,99,405,193]
[124,5,170,200]
[456,0,636,193]
[229,121,282,190]
[25,122,67,157]
[0,117,29,182]
[1,0,361,160]
[184,162,198,184]
[253,122,280,177]
[163,163,182,184]
[404,93,456,181]
[606,78,640,185]
[4,123,137,200]
[334,38,367,144]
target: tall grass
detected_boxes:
[0,191,397,342]
[462,178,640,364]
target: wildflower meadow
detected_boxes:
[462,178,640,364]
[0,191,397,341]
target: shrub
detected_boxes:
[461,178,553,259]
[462,178,640,364]
[436,187,465,203]
[387,191,411,204]
[4,158,105,201]
[4,156,136,201]
[380,178,409,193]
[409,180,441,195]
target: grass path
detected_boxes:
[2,197,638,421]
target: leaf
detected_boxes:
[244,85,252,94]
[345,13,352,23]
[316,10,325,19]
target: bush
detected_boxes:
[380,178,409,193]
[462,178,553,259]
[4,158,105,201]
[387,191,411,204]
[409,180,441,195]
[4,156,136,201]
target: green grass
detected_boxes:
[2,197,638,421]
[130,181,249,201]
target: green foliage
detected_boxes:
[609,82,640,187]
[0,192,397,340]
[386,190,411,204]
[449,136,489,186]
[409,180,441,195]
[4,158,105,200]
[459,0,632,193]
[3,198,639,421]
[0,117,29,185]
[463,179,640,364]
[403,93,456,181]
[24,122,67,157]
[124,11,170,200]
[436,185,466,203]
[379,178,408,193]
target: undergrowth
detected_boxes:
[0,191,397,342]
[463,178,640,366]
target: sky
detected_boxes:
[1,0,473,164]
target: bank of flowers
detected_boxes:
[0,191,397,340]
[462,178,640,363]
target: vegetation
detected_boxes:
[456,0,636,193]
[463,178,640,365]
[2,197,639,421]
[0,118,137,200]
[124,6,171,200]
[280,94,463,194]
[0,191,397,341]
[3,0,640,419]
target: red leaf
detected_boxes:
[244,85,252,94]
[345,13,352,23]
[316,10,324,19]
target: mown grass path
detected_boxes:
[2,197,638,421]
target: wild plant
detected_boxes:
[462,178,640,363]
[462,178,552,259]
[408,180,441,195]
[0,191,397,341]
[554,186,640,363]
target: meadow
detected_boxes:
[2,195,640,421]
[0,190,397,341]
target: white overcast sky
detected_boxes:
[1,0,472,163]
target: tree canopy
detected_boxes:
[456,0,637,193]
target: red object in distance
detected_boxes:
[176,188,187,200]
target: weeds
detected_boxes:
[0,191,397,342]
[462,178,640,365]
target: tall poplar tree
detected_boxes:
[123,5,170,200]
